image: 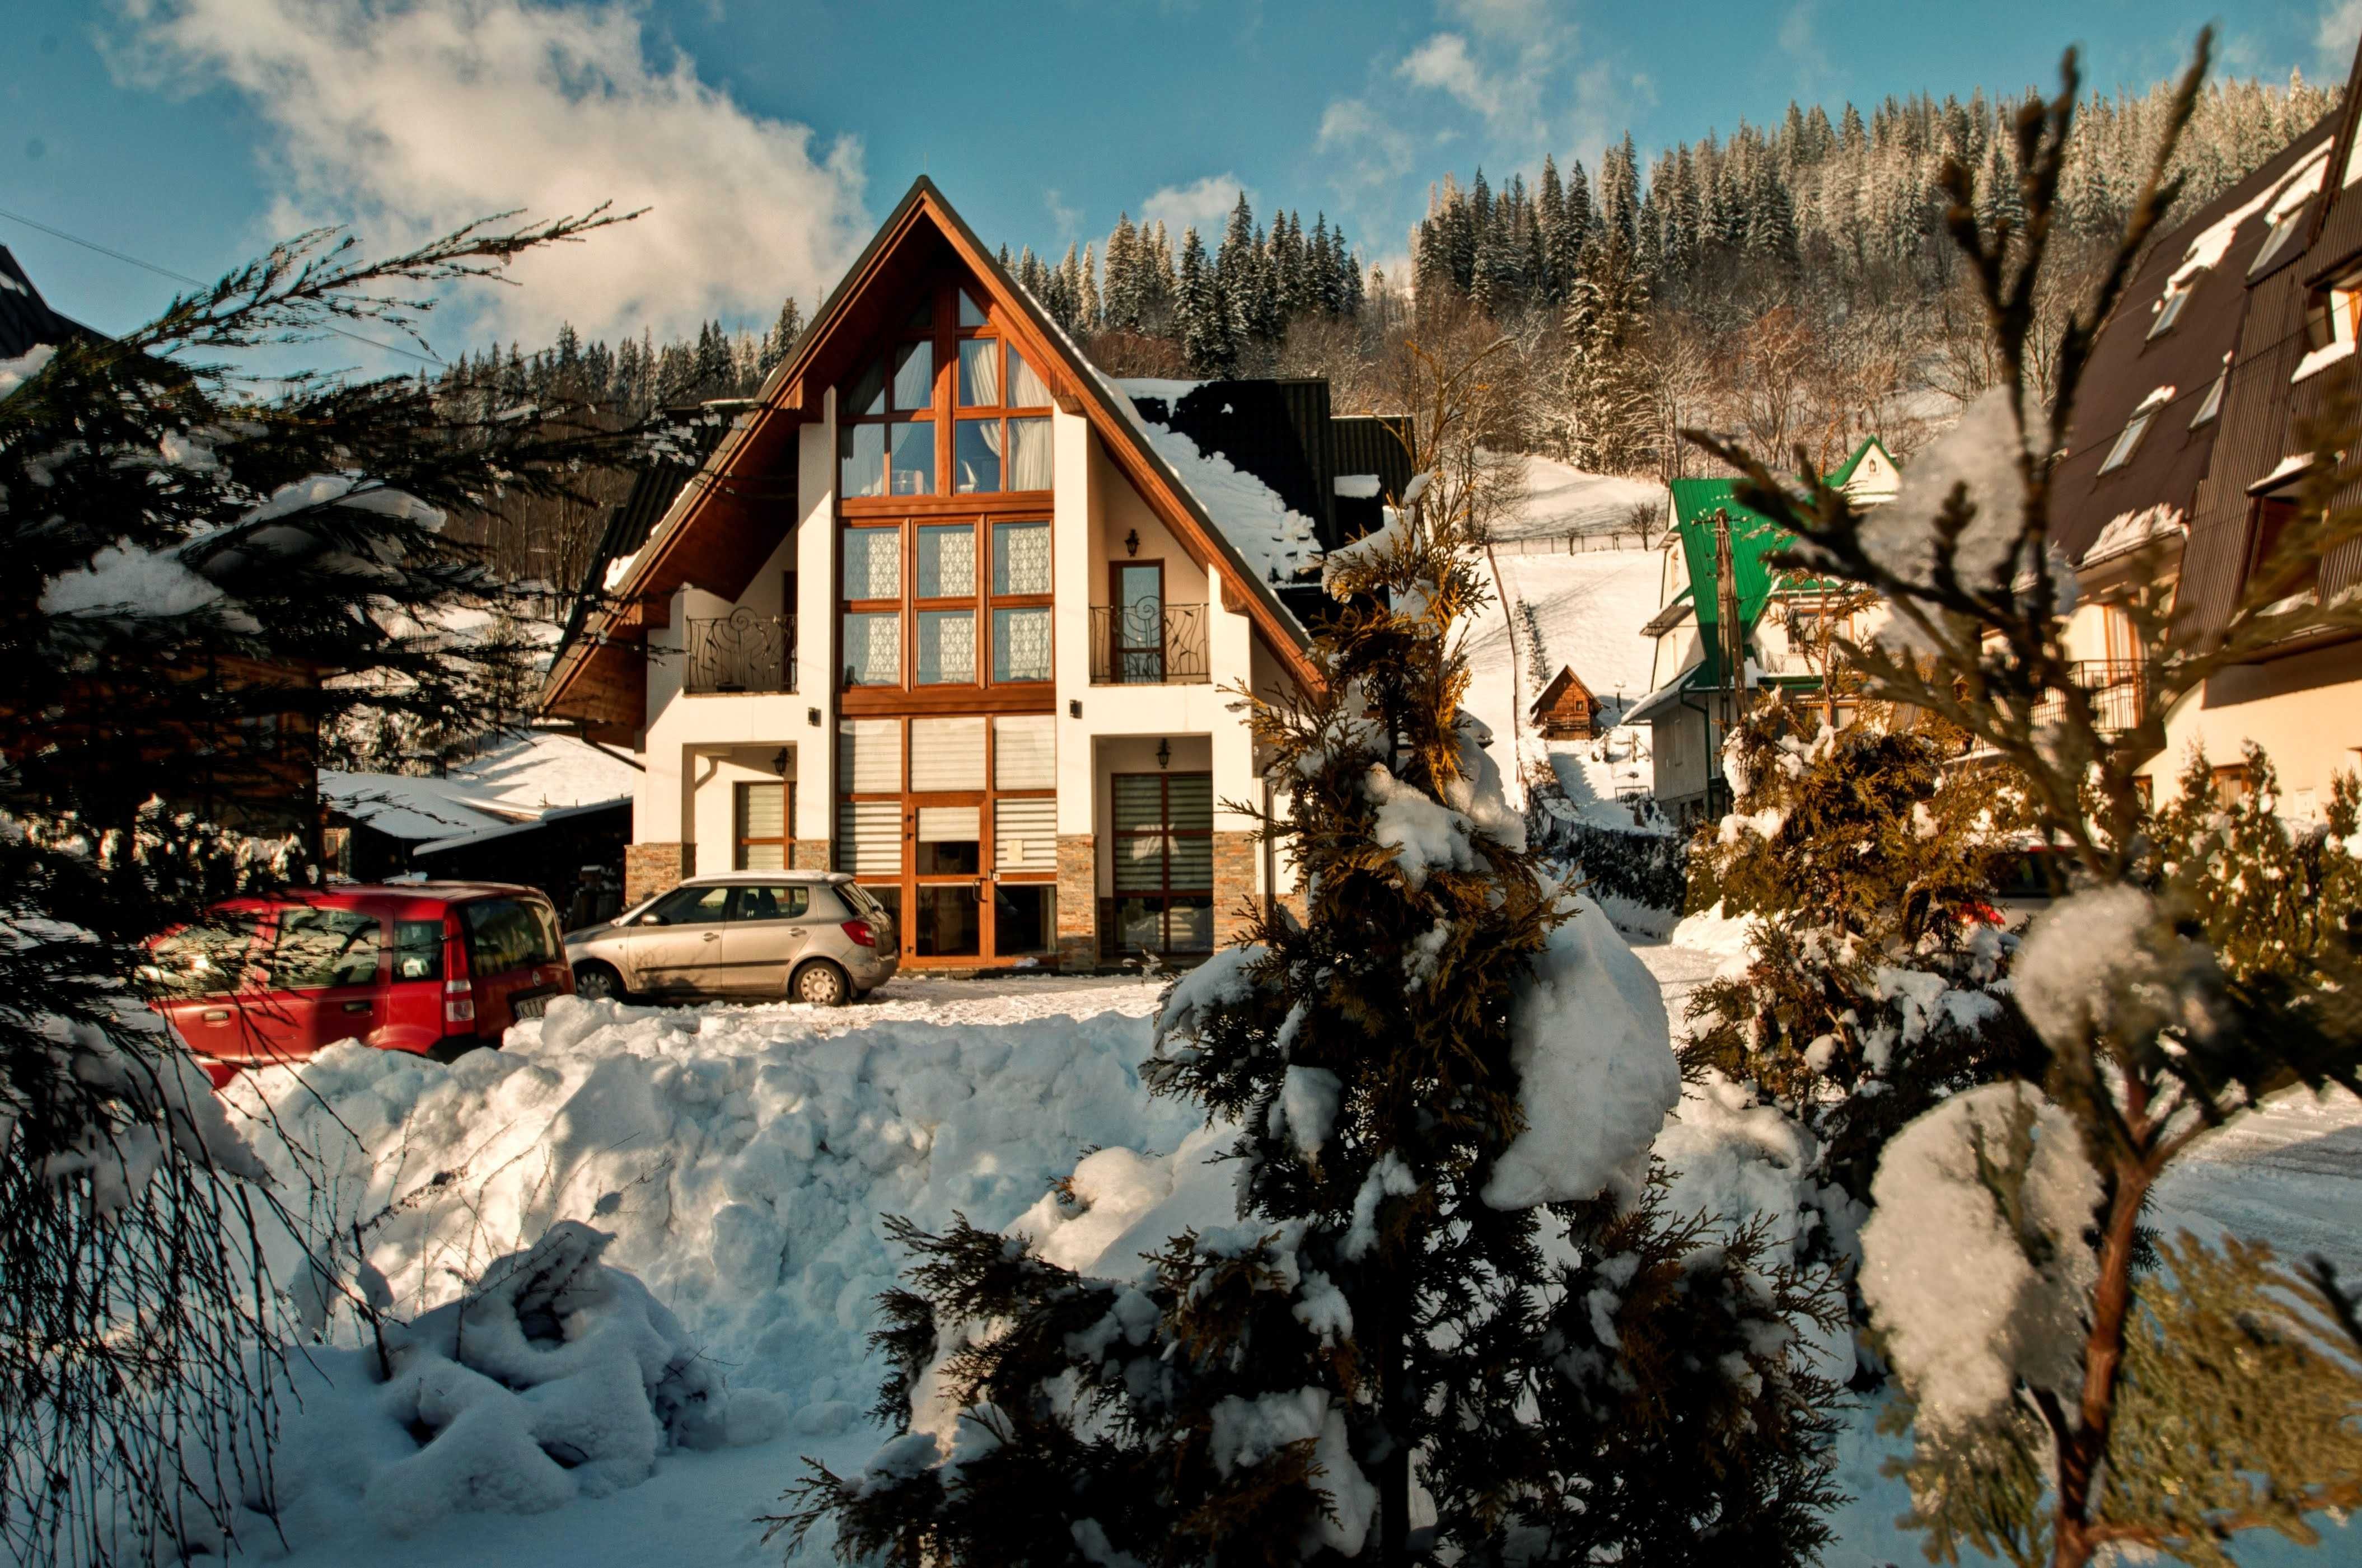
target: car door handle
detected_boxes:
[202,1009,230,1023]
[342,1000,371,1013]
[703,932,721,942]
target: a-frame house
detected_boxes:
[542,179,1325,970]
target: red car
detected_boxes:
[143,883,574,1087]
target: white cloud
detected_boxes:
[1318,97,1416,186]
[111,0,871,350]
[2318,0,2362,76]
[1398,33,1488,113]
[1139,172,1249,238]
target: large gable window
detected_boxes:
[838,285,1053,499]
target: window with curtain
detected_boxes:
[1112,772,1214,954]
[993,522,1050,595]
[734,782,789,870]
[955,419,1003,493]
[841,612,900,685]
[917,610,976,684]
[993,608,1051,682]
[843,526,900,599]
[838,338,932,497]
[916,525,973,597]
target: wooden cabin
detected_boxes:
[1529,666,1601,740]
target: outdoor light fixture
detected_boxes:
[1156,737,1171,770]
[807,706,821,727]
[1069,699,1083,718]
[1125,528,1140,557]
[773,748,790,776]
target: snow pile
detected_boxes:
[1482,893,1678,1210]
[1664,902,1760,970]
[230,986,1199,1461]
[40,537,238,624]
[1364,764,1479,888]
[1013,1122,1241,1277]
[274,1221,773,1540]
[1858,1083,2099,1436]
[2012,885,2224,1053]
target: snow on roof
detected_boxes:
[413,795,632,858]
[1097,379,1325,589]
[2167,136,2330,292]
[2248,451,2316,494]
[324,733,642,843]
[1114,377,1209,405]
[1335,473,1382,498]
[2080,504,2186,567]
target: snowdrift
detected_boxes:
[230,983,1199,1530]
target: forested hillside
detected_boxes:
[447,68,2332,582]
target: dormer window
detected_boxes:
[2250,203,2308,278]
[2191,358,2228,428]
[2099,386,2173,474]
[2149,270,2201,337]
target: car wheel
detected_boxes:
[427,1036,489,1065]
[791,960,850,1008]
[573,961,626,1002]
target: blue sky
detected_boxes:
[3,0,2349,375]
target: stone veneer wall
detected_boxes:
[1056,834,1097,970]
[1211,830,1259,949]
[624,841,689,906]
[791,839,832,872]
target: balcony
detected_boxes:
[1090,602,1209,685]
[2032,659,2147,736]
[685,610,796,695]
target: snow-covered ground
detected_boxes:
[1494,454,1664,541]
[231,932,2359,1567]
[1460,542,1664,812]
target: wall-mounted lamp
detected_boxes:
[1069,699,1082,719]
[807,706,821,728]
[771,747,791,776]
[1155,737,1171,770]
[1124,527,1140,558]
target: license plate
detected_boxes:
[512,994,550,1020]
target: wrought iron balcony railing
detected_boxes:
[685,610,796,694]
[1089,602,1210,685]
[2032,658,2148,736]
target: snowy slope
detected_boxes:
[1459,544,1666,812]
[1495,454,1664,540]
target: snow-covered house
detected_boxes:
[542,179,1400,970]
[2049,77,2361,817]
[1626,438,1895,821]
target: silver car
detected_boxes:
[564,872,898,1007]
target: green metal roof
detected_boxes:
[1665,436,1892,687]
[1823,434,1896,489]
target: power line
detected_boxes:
[0,203,446,367]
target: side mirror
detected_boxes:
[637,912,666,926]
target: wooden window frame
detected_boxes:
[841,715,1059,965]
[837,280,1054,505]
[733,780,792,870]
[1110,770,1214,955]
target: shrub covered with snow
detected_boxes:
[274,1221,776,1540]
[1679,696,2038,1203]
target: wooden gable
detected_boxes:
[1530,666,1600,738]
[542,177,1320,739]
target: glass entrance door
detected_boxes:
[1114,563,1165,684]
[911,802,983,957]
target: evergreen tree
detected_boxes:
[1176,226,1233,376]
[0,209,658,1568]
[1080,241,1102,334]
[1560,237,1653,473]
[779,340,1844,1568]
[1105,211,1142,330]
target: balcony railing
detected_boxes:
[685,610,796,694]
[2032,658,2147,736]
[1089,602,1210,685]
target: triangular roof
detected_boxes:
[543,179,1319,733]
[1825,435,1898,492]
[1528,664,1596,721]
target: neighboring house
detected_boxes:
[541,179,1401,971]
[321,731,640,921]
[2051,72,2360,816]
[1626,437,1896,821]
[1529,666,1602,739]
